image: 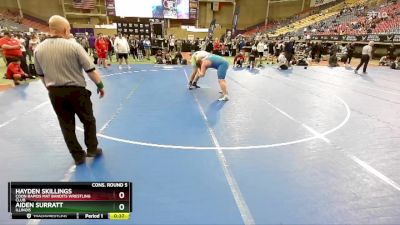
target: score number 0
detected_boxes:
[118,191,126,211]
[110,191,130,220]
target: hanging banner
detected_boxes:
[189,0,199,20]
[105,0,116,16]
[231,5,240,38]
[207,19,217,41]
[309,34,400,43]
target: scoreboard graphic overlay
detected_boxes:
[9,182,132,220]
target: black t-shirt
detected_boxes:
[138,41,144,50]
[268,42,275,54]
[175,52,182,59]
[249,49,257,60]
[388,46,395,56]
[284,42,294,54]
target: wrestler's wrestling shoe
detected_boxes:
[188,81,201,90]
[218,95,229,101]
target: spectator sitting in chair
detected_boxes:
[6,57,28,85]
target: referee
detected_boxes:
[355,41,374,74]
[34,15,105,165]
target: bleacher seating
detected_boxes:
[314,1,400,35]
[0,9,48,33]
[265,0,358,37]
[0,19,29,32]
[242,0,348,37]
[256,0,399,38]
[270,11,339,37]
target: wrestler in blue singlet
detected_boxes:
[205,54,229,79]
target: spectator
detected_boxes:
[387,44,396,61]
[129,35,138,61]
[22,33,30,60]
[143,37,151,60]
[231,39,237,57]
[220,42,226,56]
[329,43,339,67]
[106,36,113,62]
[176,39,182,52]
[340,44,348,65]
[248,46,257,70]
[80,36,89,53]
[114,33,131,69]
[155,50,163,64]
[174,51,183,64]
[315,43,322,63]
[29,33,40,58]
[16,33,29,70]
[88,33,96,56]
[257,40,265,67]
[165,52,172,64]
[346,43,355,65]
[95,34,109,68]
[213,38,220,55]
[268,40,275,62]
[284,38,295,66]
[225,38,232,56]
[379,55,389,66]
[391,55,400,70]
[6,57,28,85]
[233,50,245,68]
[0,31,29,73]
[278,52,288,70]
[275,40,284,58]
[137,38,144,61]
[190,40,197,54]
[206,39,213,52]
[168,35,175,53]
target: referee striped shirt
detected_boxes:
[34,37,95,87]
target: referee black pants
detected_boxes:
[356,54,370,73]
[48,87,98,160]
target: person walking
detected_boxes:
[34,15,104,165]
[355,41,374,74]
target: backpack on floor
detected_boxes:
[329,55,338,67]
[297,59,308,66]
[390,62,396,69]
[28,63,36,75]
